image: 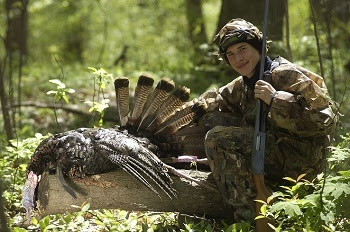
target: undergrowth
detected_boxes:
[0,133,349,231]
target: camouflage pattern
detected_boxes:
[213,18,269,63]
[205,126,256,222]
[201,57,336,222]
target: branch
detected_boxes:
[309,0,324,78]
[10,101,118,123]
[95,0,109,64]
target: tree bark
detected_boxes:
[5,0,29,132]
[5,0,28,56]
[62,0,87,63]
[36,170,232,219]
[185,0,208,50]
[216,0,285,41]
[0,180,10,232]
[311,0,350,23]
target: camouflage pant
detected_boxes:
[204,125,325,222]
[205,126,256,222]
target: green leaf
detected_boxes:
[65,88,75,93]
[255,215,265,220]
[338,170,350,177]
[280,186,292,191]
[39,215,50,230]
[31,217,39,225]
[46,90,57,95]
[270,201,302,217]
[81,202,90,212]
[254,199,266,204]
[98,118,103,126]
[260,204,267,215]
[296,173,307,182]
[49,79,65,88]
[88,67,97,72]
[62,95,69,103]
[285,203,302,217]
[283,177,296,183]
[225,222,250,232]
[70,204,81,209]
[54,94,61,102]
[205,224,213,232]
[12,228,28,232]
[268,223,276,230]
[331,183,350,198]
[328,147,350,162]
[62,214,72,224]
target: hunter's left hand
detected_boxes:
[254,80,277,105]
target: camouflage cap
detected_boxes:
[213,18,268,63]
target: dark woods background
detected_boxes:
[0,0,349,144]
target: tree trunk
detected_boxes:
[5,0,29,131]
[62,0,87,63]
[5,0,28,56]
[0,180,10,232]
[311,0,350,23]
[37,170,232,219]
[216,0,285,41]
[185,0,208,51]
[0,62,13,141]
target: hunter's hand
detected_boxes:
[254,80,277,105]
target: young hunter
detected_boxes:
[199,18,336,229]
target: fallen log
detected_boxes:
[36,169,233,219]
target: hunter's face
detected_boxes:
[225,42,261,78]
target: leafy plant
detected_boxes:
[88,67,114,90]
[46,79,76,103]
[85,67,114,127]
[259,134,350,231]
[84,98,110,127]
[0,133,49,221]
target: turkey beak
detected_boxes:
[22,171,41,223]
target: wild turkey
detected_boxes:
[22,74,211,221]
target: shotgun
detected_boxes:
[252,0,273,231]
[252,0,269,176]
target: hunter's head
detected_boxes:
[214,18,269,78]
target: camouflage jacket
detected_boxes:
[206,57,336,140]
[200,57,337,181]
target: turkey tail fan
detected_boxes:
[115,77,130,127]
[146,86,190,132]
[154,98,208,136]
[128,74,154,131]
[157,125,207,157]
[137,78,175,132]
